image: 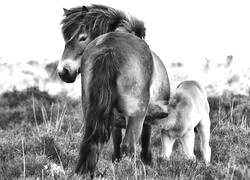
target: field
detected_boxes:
[0,57,250,179]
[0,86,249,180]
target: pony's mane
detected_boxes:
[61,4,146,42]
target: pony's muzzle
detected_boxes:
[57,65,77,83]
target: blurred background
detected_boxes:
[0,0,250,96]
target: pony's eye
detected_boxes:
[78,34,87,42]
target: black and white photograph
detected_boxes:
[0,0,249,179]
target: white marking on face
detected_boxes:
[57,60,64,72]
[57,58,81,74]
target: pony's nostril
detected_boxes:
[63,67,69,75]
[58,67,69,76]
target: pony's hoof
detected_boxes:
[75,161,87,175]
[121,143,134,157]
[75,161,95,178]
[112,153,121,163]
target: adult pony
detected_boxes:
[78,31,155,174]
[160,81,211,164]
[56,4,170,174]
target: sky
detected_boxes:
[0,0,250,66]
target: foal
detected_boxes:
[161,80,211,164]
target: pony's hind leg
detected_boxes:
[180,130,196,160]
[140,123,152,164]
[161,130,175,159]
[197,115,211,164]
[112,127,122,162]
[121,110,147,158]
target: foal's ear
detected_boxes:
[63,8,71,16]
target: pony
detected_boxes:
[56,4,170,175]
[160,80,211,164]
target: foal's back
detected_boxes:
[176,80,209,117]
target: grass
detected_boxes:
[0,87,249,179]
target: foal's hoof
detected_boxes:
[186,155,196,160]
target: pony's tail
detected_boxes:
[87,48,119,143]
[76,48,119,173]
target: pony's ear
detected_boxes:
[82,6,88,13]
[63,8,71,16]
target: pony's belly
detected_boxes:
[148,69,169,123]
[149,51,170,103]
[150,80,163,102]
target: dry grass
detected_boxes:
[0,87,249,179]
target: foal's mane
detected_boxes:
[61,4,146,41]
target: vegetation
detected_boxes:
[0,87,249,179]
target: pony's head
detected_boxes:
[57,4,146,83]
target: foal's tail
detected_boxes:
[76,48,119,173]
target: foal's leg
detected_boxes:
[180,130,196,159]
[161,130,175,159]
[112,127,122,162]
[140,123,152,164]
[198,115,211,164]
